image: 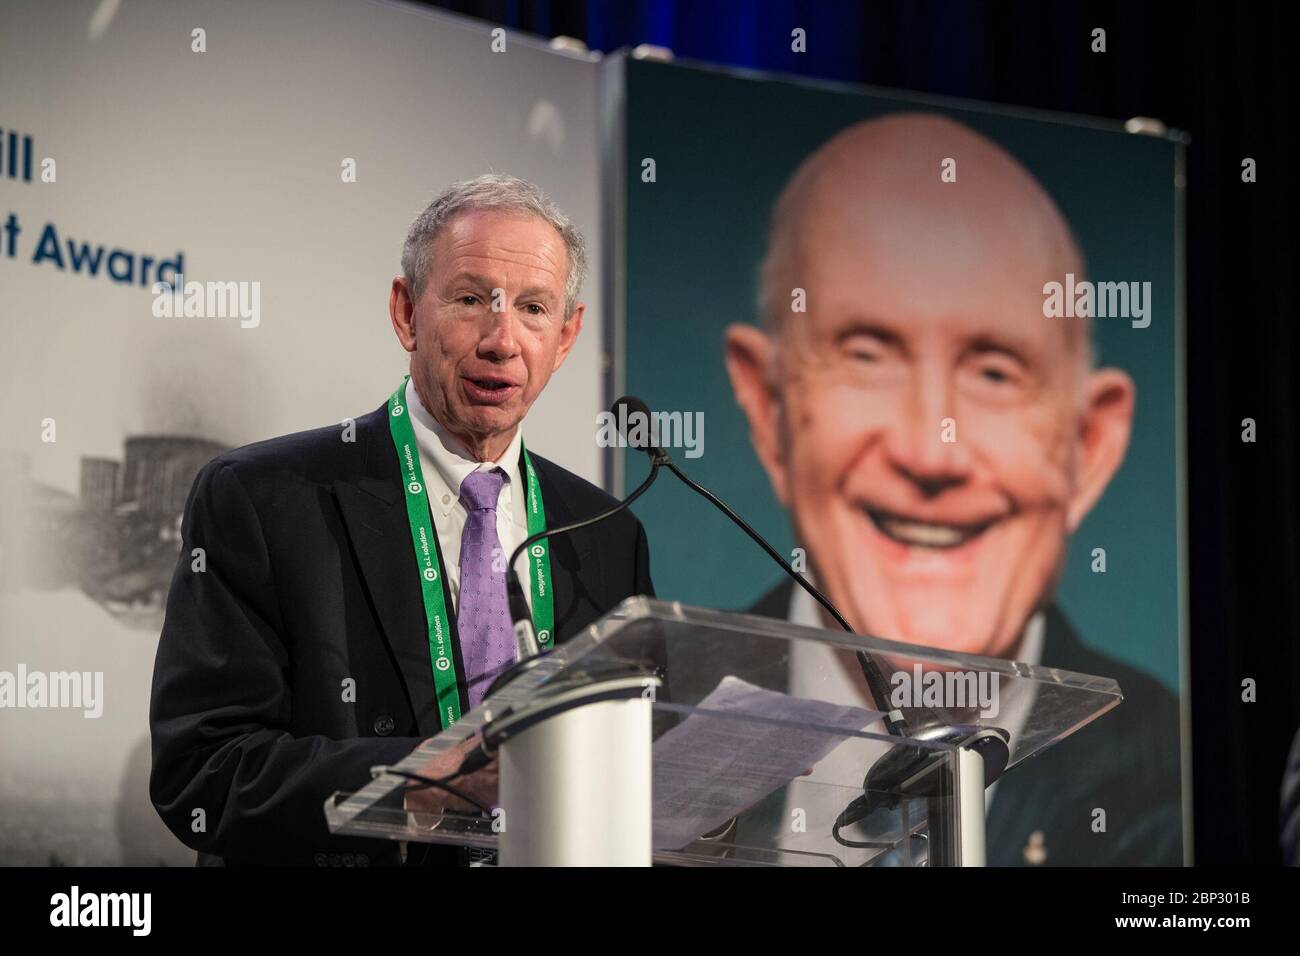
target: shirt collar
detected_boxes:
[404,377,525,523]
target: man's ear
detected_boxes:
[724,323,790,505]
[552,302,585,371]
[390,276,417,352]
[1067,367,1136,533]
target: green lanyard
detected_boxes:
[386,378,554,728]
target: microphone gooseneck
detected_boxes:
[504,454,664,626]
[493,396,668,698]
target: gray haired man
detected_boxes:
[150,175,656,866]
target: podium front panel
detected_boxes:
[327,598,1120,866]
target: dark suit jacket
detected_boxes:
[741,579,1184,866]
[149,401,654,866]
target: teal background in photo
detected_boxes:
[620,58,1181,694]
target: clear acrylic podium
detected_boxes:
[325,597,1121,866]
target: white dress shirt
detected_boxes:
[781,583,1045,861]
[404,378,533,615]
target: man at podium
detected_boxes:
[149,175,654,866]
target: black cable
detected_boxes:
[379,768,492,817]
[502,449,665,656]
[506,452,664,584]
[832,812,930,861]
[664,460,851,630]
[831,813,897,850]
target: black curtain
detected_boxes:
[418,0,1300,865]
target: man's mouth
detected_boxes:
[462,375,520,404]
[865,507,1000,550]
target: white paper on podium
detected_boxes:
[652,675,878,850]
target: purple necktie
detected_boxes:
[457,468,515,708]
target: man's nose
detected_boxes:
[479,307,521,359]
[885,370,971,497]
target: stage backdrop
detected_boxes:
[610,55,1187,860]
[0,0,604,865]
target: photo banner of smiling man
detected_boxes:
[607,55,1185,866]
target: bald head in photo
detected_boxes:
[727,112,1135,660]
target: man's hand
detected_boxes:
[402,733,499,818]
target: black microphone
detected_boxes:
[612,394,667,460]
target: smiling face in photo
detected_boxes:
[727,114,1135,658]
